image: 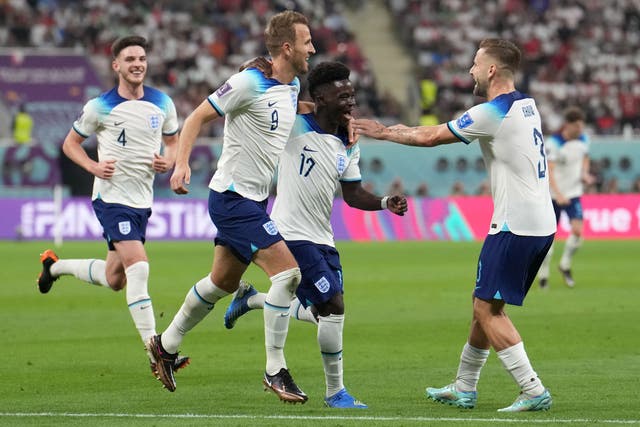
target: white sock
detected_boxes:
[50,259,110,287]
[125,261,155,343]
[560,233,582,270]
[497,342,545,396]
[162,275,229,354]
[247,292,266,309]
[537,244,553,280]
[264,268,301,375]
[454,342,490,392]
[318,314,344,397]
[291,299,318,325]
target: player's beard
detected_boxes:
[292,54,309,76]
[473,79,487,98]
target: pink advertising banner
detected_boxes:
[1,194,639,241]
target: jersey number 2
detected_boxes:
[533,128,546,178]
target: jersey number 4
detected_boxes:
[533,128,546,178]
[117,129,127,146]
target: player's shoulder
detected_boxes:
[547,132,563,145]
[578,132,590,145]
[141,85,174,109]
[83,87,121,115]
[486,90,534,118]
[237,68,300,92]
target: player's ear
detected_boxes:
[314,93,326,107]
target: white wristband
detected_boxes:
[381,196,389,210]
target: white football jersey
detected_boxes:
[207,68,300,201]
[272,114,361,247]
[73,86,179,208]
[545,132,589,199]
[448,91,556,236]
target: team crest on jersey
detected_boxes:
[118,221,131,235]
[148,114,160,129]
[336,154,347,175]
[457,112,474,129]
[314,276,331,293]
[216,82,232,97]
[262,220,279,236]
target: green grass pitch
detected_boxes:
[1,240,638,426]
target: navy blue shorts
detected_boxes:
[287,240,343,308]
[92,199,151,250]
[474,231,554,306]
[553,197,583,222]
[209,190,283,264]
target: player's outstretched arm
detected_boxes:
[352,119,457,147]
[341,181,407,216]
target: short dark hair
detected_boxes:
[307,61,350,99]
[264,10,309,56]
[478,38,521,75]
[111,36,148,58]
[563,106,585,123]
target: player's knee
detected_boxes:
[272,267,301,293]
[316,294,344,316]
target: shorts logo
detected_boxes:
[216,82,232,97]
[262,220,278,236]
[457,112,474,129]
[314,276,330,293]
[118,221,131,235]
[148,114,160,129]
[336,154,347,175]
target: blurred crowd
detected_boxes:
[3,0,640,136]
[1,0,401,135]
[387,0,640,136]
[2,0,640,195]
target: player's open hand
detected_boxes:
[352,118,386,139]
[346,117,360,148]
[170,164,191,195]
[92,159,116,179]
[388,195,408,216]
[152,153,174,174]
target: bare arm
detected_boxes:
[152,132,179,174]
[581,154,595,185]
[352,119,459,147]
[62,129,115,179]
[547,160,568,205]
[169,100,220,194]
[341,181,407,216]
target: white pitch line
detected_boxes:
[0,413,639,424]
